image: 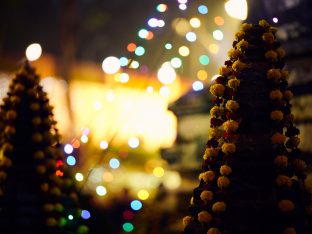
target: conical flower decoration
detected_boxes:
[0,62,89,234]
[183,20,311,234]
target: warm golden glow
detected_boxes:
[225,0,248,20]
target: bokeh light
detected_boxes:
[102,56,120,74]
[198,5,208,14]
[213,30,224,40]
[66,155,76,166]
[146,86,154,93]
[119,73,130,83]
[81,210,91,220]
[138,29,148,39]
[178,46,190,57]
[96,186,107,196]
[100,140,109,149]
[178,0,188,3]
[214,16,224,26]
[25,43,42,61]
[128,137,140,148]
[273,17,278,23]
[197,70,208,80]
[119,57,128,67]
[199,55,210,65]
[137,189,149,200]
[68,215,74,220]
[189,18,201,28]
[156,4,168,12]
[123,222,134,232]
[148,18,158,28]
[135,46,145,56]
[129,60,140,69]
[130,200,143,211]
[157,20,165,27]
[170,57,182,69]
[157,62,176,85]
[64,144,74,154]
[146,31,154,40]
[75,172,84,182]
[209,43,219,54]
[224,0,248,20]
[81,135,88,143]
[159,86,170,98]
[123,210,135,220]
[153,166,165,177]
[165,43,172,50]
[192,81,204,91]
[179,4,187,10]
[186,32,197,42]
[102,172,114,182]
[127,43,137,52]
[109,158,120,169]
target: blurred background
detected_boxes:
[0,0,311,233]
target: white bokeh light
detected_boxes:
[25,43,42,61]
[102,56,120,74]
[157,62,176,85]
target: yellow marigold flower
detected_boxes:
[198,211,213,223]
[232,60,247,72]
[228,78,240,89]
[283,90,293,100]
[203,148,219,160]
[276,175,293,187]
[223,120,239,132]
[222,143,236,154]
[240,23,252,31]
[283,227,296,234]
[226,100,239,111]
[270,110,284,121]
[265,50,278,61]
[270,90,283,100]
[259,19,271,28]
[219,66,232,76]
[293,159,307,172]
[235,31,245,41]
[281,69,289,79]
[209,128,223,139]
[271,132,286,144]
[277,47,286,58]
[274,155,288,167]
[262,32,275,44]
[236,39,249,51]
[220,165,232,175]
[207,228,221,234]
[212,201,226,213]
[217,176,231,188]
[267,69,281,79]
[199,170,215,183]
[200,190,214,202]
[278,199,295,212]
[210,106,223,117]
[210,84,225,96]
[228,48,241,60]
[182,216,192,227]
[269,27,278,34]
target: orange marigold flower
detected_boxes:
[217,176,231,188]
[267,69,281,79]
[274,155,288,167]
[240,23,252,31]
[232,60,247,72]
[293,159,307,172]
[271,132,286,144]
[262,32,275,44]
[207,228,221,234]
[270,90,283,100]
[276,175,293,187]
[283,90,293,100]
[199,170,215,183]
[259,19,270,28]
[265,50,278,61]
[220,165,232,175]
[209,128,223,139]
[228,48,241,60]
[200,190,214,202]
[278,200,295,212]
[210,84,225,96]
[223,120,239,132]
[283,227,296,234]
[210,106,223,117]
[228,78,240,89]
[281,69,289,79]
[203,148,219,160]
[226,100,239,111]
[222,143,236,154]
[212,201,227,213]
[277,47,286,58]
[270,110,284,121]
[235,31,245,41]
[236,39,249,51]
[219,66,232,76]
[198,211,213,223]
[182,216,192,227]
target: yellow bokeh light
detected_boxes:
[189,18,201,28]
[103,172,114,182]
[75,172,84,182]
[137,189,150,200]
[172,18,190,36]
[153,166,165,178]
[197,70,208,81]
[178,46,190,57]
[209,44,219,54]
